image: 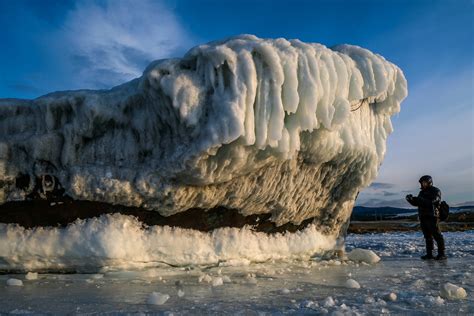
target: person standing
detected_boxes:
[406,175,446,260]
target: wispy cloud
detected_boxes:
[364,67,474,206]
[356,197,413,208]
[57,0,191,88]
[368,182,395,190]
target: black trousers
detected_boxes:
[420,216,445,254]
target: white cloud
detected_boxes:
[359,68,474,206]
[58,0,191,88]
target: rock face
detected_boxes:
[0,35,407,237]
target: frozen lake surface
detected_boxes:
[1,230,472,315]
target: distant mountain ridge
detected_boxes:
[352,205,474,221]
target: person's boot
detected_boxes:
[435,249,447,260]
[434,236,447,260]
[421,253,434,260]
[421,239,434,260]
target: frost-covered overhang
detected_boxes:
[0,35,407,236]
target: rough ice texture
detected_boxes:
[0,213,336,271]
[0,35,407,236]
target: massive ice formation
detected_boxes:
[0,35,407,237]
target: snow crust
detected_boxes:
[0,213,336,271]
[0,35,407,234]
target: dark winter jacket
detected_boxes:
[408,186,441,218]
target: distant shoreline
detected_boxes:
[348,219,473,234]
[349,205,473,233]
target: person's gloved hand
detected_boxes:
[405,194,413,201]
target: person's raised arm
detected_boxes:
[406,194,418,206]
[415,189,441,207]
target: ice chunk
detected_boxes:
[198,274,213,283]
[377,298,387,306]
[386,292,397,301]
[212,277,223,287]
[364,296,375,304]
[427,295,445,305]
[300,300,317,309]
[440,283,467,300]
[245,273,258,285]
[25,272,38,280]
[6,278,23,286]
[323,296,335,307]
[344,279,361,289]
[347,248,381,264]
[146,292,170,305]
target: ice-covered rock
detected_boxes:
[440,282,467,300]
[6,278,23,286]
[0,35,407,237]
[347,248,381,264]
[146,292,170,305]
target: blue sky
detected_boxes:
[0,0,472,206]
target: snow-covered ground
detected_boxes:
[1,230,472,314]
